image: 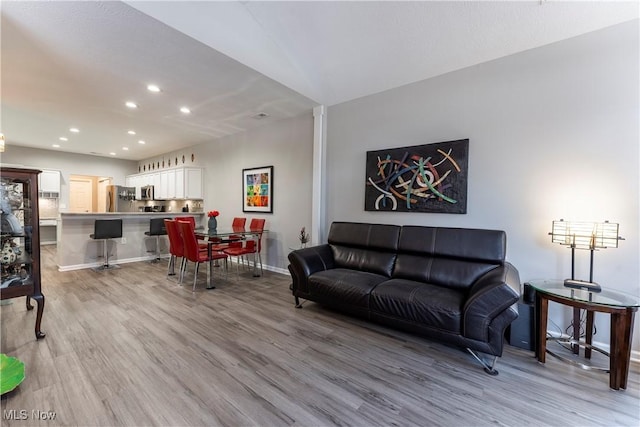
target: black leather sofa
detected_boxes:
[288,222,521,374]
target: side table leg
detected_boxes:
[620,309,636,390]
[572,307,581,354]
[585,311,595,359]
[536,294,549,363]
[612,309,636,390]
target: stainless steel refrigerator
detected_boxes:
[106,185,136,212]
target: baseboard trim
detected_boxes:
[58,255,168,272]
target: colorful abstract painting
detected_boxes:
[365,139,469,214]
[243,166,273,213]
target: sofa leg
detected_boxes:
[466,348,499,376]
[294,296,303,309]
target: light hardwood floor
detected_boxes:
[1,246,639,426]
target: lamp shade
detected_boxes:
[550,220,620,250]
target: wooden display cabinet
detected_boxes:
[1,167,45,339]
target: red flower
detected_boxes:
[207,210,219,218]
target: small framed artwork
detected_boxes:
[242,165,273,213]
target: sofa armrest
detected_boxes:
[288,244,335,294]
[462,262,521,342]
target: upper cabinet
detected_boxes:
[38,170,60,195]
[183,168,203,199]
[126,167,203,200]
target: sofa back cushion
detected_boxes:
[328,222,400,277]
[393,226,506,290]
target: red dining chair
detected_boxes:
[209,217,247,251]
[164,219,185,278]
[178,220,228,290]
[223,218,265,276]
[166,219,208,281]
[177,215,197,228]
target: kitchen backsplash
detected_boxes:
[39,197,59,219]
[136,199,203,213]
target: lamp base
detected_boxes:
[563,279,601,293]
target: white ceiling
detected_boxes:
[2,1,638,161]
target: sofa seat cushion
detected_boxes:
[309,268,389,309]
[370,279,465,333]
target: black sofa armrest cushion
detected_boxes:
[288,244,335,294]
[462,262,521,342]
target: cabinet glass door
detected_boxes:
[1,175,35,292]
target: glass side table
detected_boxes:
[528,279,640,390]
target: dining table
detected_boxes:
[194,226,267,289]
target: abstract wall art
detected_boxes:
[243,165,273,213]
[365,139,469,214]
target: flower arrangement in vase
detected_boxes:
[299,227,310,248]
[207,210,219,231]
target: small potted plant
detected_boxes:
[207,210,219,231]
[299,226,310,248]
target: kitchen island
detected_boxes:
[56,212,205,271]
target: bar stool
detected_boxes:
[145,217,169,263]
[90,219,123,271]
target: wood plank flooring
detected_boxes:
[1,246,639,426]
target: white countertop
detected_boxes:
[60,212,205,217]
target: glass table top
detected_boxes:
[528,279,640,308]
[195,228,267,238]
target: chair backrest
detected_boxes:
[177,220,201,262]
[247,218,265,252]
[93,219,123,240]
[249,218,265,231]
[232,217,246,228]
[149,217,169,235]
[164,219,183,257]
[177,216,196,227]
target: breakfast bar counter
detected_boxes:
[56,212,205,271]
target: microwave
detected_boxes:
[141,185,154,201]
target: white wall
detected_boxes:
[326,21,639,351]
[1,146,138,211]
[141,113,314,273]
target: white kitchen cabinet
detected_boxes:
[165,169,176,199]
[125,167,202,200]
[39,170,61,194]
[184,168,203,199]
[150,173,160,190]
[175,169,185,199]
[158,171,168,199]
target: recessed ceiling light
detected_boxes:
[147,84,161,93]
[52,144,60,148]
[126,101,138,109]
[69,127,80,133]
[122,147,129,151]
[59,137,68,141]
[127,130,136,135]
[138,140,146,145]
[180,106,191,114]
[109,152,116,156]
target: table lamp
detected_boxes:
[549,219,623,292]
